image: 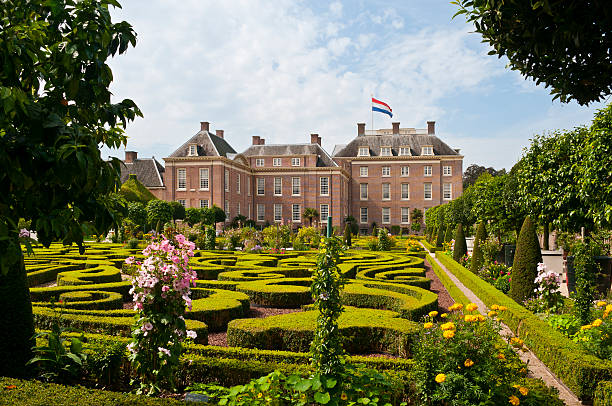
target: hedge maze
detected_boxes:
[25,242,436,378]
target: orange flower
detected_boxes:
[519,386,529,396]
[488,310,497,317]
[435,373,446,383]
[5,385,16,390]
[423,322,434,329]
[443,330,455,339]
[429,311,439,317]
[466,303,478,312]
[497,353,506,360]
[509,395,520,405]
[341,392,348,400]
[464,359,474,367]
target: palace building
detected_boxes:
[121,120,463,232]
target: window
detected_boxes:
[359,166,368,177]
[401,183,410,200]
[360,207,368,224]
[177,168,186,190]
[274,177,282,196]
[399,147,411,156]
[237,174,241,193]
[257,204,265,221]
[443,183,452,200]
[199,199,209,209]
[199,168,209,190]
[256,158,264,167]
[382,207,390,224]
[380,147,391,156]
[422,146,433,156]
[188,144,197,156]
[360,183,368,200]
[382,167,390,177]
[291,157,300,166]
[225,200,230,219]
[358,147,369,157]
[248,178,251,196]
[224,169,229,192]
[257,178,265,195]
[382,183,390,200]
[273,158,281,167]
[292,177,301,196]
[237,202,241,215]
[401,166,409,176]
[292,204,301,222]
[320,177,329,196]
[443,165,452,176]
[274,204,282,222]
[401,208,410,223]
[320,204,329,222]
[424,166,432,176]
[178,199,186,207]
[424,183,432,200]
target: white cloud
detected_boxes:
[329,1,343,17]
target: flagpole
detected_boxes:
[370,93,374,134]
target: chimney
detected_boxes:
[259,138,265,145]
[427,121,435,135]
[357,123,365,136]
[200,121,210,132]
[252,135,260,145]
[125,150,137,163]
[392,122,400,135]
[216,129,224,139]
[310,133,320,145]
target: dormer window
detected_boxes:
[399,147,411,156]
[380,147,392,156]
[358,147,369,157]
[291,157,301,166]
[422,146,434,156]
[188,144,198,156]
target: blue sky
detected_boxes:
[104,0,607,170]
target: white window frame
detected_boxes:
[382,183,391,200]
[380,146,392,156]
[358,147,369,157]
[443,183,452,200]
[236,174,241,193]
[224,200,230,219]
[257,178,265,196]
[199,168,209,190]
[274,177,282,196]
[399,147,411,156]
[360,183,368,200]
[360,207,368,224]
[178,199,186,207]
[320,177,329,196]
[292,204,301,222]
[424,183,432,200]
[401,207,410,224]
[248,178,251,196]
[237,201,241,215]
[359,166,368,177]
[382,207,391,224]
[188,144,197,156]
[291,157,301,167]
[224,169,229,192]
[422,146,433,156]
[199,199,209,209]
[382,167,390,177]
[292,177,301,196]
[257,204,265,222]
[320,204,329,222]
[273,158,281,167]
[401,183,410,200]
[177,168,186,190]
[255,158,264,167]
[401,166,409,177]
[443,165,452,176]
[274,204,282,222]
[424,166,432,176]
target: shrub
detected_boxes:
[573,239,603,325]
[262,225,291,249]
[509,216,542,303]
[452,223,467,262]
[470,221,486,273]
[146,200,173,233]
[184,208,201,227]
[296,227,321,248]
[377,228,392,251]
[343,223,352,247]
[127,238,139,249]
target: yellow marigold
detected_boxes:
[443,330,455,339]
[491,304,500,310]
[441,322,456,331]
[597,301,607,307]
[466,303,478,312]
[604,311,610,319]
[519,386,529,396]
[477,315,486,322]
[606,304,612,312]
[592,319,603,327]
[497,353,506,360]
[464,315,474,322]
[510,337,524,347]
[441,313,448,318]
[509,395,520,405]
[423,322,434,329]
[449,303,464,311]
[435,373,446,383]
[464,359,474,367]
[581,324,593,331]
[429,311,439,317]
[499,306,508,311]
[257,393,263,398]
[488,310,497,317]
[341,392,348,400]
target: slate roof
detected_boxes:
[169,130,237,158]
[240,143,338,167]
[332,134,460,157]
[120,158,165,188]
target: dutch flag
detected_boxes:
[372,97,392,118]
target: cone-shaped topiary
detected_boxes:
[343,223,352,247]
[509,216,542,303]
[470,222,487,273]
[453,223,467,261]
[444,224,454,243]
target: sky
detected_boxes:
[104,0,607,171]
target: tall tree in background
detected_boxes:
[0,0,141,377]
[462,164,505,189]
[454,0,612,105]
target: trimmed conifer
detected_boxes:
[470,222,487,273]
[509,216,543,303]
[344,223,352,247]
[444,224,454,243]
[453,223,467,261]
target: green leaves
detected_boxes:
[313,390,330,404]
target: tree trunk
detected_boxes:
[543,222,550,250]
[0,240,35,378]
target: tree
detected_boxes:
[443,224,454,244]
[184,208,201,227]
[344,216,358,235]
[470,222,487,274]
[210,205,226,225]
[146,200,173,232]
[454,0,612,105]
[509,216,542,303]
[0,0,140,377]
[169,201,185,222]
[343,223,352,247]
[453,223,467,262]
[462,164,505,189]
[410,208,423,234]
[303,207,319,227]
[126,201,147,235]
[435,207,446,248]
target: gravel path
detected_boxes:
[424,260,454,312]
